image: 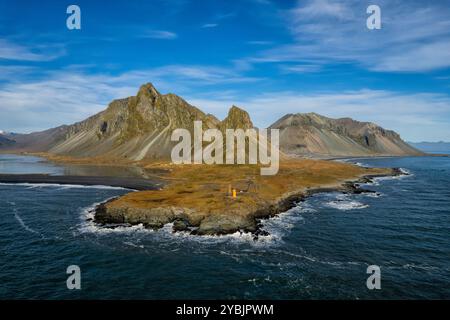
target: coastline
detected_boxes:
[0,152,403,237]
[0,173,163,191]
[92,161,402,237]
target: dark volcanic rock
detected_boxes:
[173,219,190,232]
[194,214,257,236]
[93,169,400,237]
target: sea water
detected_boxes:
[0,154,449,299]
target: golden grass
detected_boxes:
[109,159,390,217]
[32,152,390,219]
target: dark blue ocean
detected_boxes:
[0,154,449,299]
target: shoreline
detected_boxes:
[0,174,163,191]
[93,168,404,238]
[0,153,404,237]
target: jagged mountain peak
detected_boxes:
[0,83,422,160]
[137,82,160,100]
[32,83,250,160]
[221,105,253,130]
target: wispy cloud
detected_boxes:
[140,30,178,39]
[251,0,450,72]
[0,39,64,61]
[201,11,237,29]
[202,23,218,28]
[149,65,262,84]
[1,64,448,141]
[249,0,272,5]
[0,64,262,133]
[247,41,273,45]
[187,89,450,141]
[0,65,37,80]
[280,64,321,73]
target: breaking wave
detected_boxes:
[0,182,131,190]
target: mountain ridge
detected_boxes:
[269,112,422,157]
[0,83,422,159]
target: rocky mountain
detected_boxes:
[270,112,422,157]
[46,83,221,160]
[3,126,69,152]
[1,83,255,160]
[1,84,422,160]
[219,105,253,131]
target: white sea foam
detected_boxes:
[324,195,369,210]
[56,184,132,191]
[78,198,151,234]
[326,200,369,210]
[399,168,411,175]
[353,162,365,167]
[79,199,279,245]
[123,241,145,249]
[76,183,368,246]
[360,167,413,187]
[363,192,382,198]
[259,204,311,243]
[167,225,276,245]
[0,182,131,190]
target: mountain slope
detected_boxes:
[1,85,422,160]
[0,84,260,160]
[270,113,422,157]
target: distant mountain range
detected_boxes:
[408,141,450,154]
[270,113,422,157]
[0,134,15,147]
[0,83,422,159]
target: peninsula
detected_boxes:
[0,83,419,236]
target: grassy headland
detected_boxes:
[89,158,393,236]
[16,152,396,236]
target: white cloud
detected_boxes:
[280,64,322,73]
[372,41,450,72]
[149,65,262,84]
[252,0,450,72]
[291,0,352,19]
[1,66,449,141]
[0,66,37,79]
[187,89,450,141]
[247,41,274,45]
[202,23,218,28]
[0,39,64,61]
[0,64,262,133]
[140,30,178,39]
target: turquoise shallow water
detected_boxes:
[0,154,449,299]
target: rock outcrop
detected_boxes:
[93,165,402,236]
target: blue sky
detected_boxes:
[0,0,449,141]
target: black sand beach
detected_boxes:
[0,174,162,190]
